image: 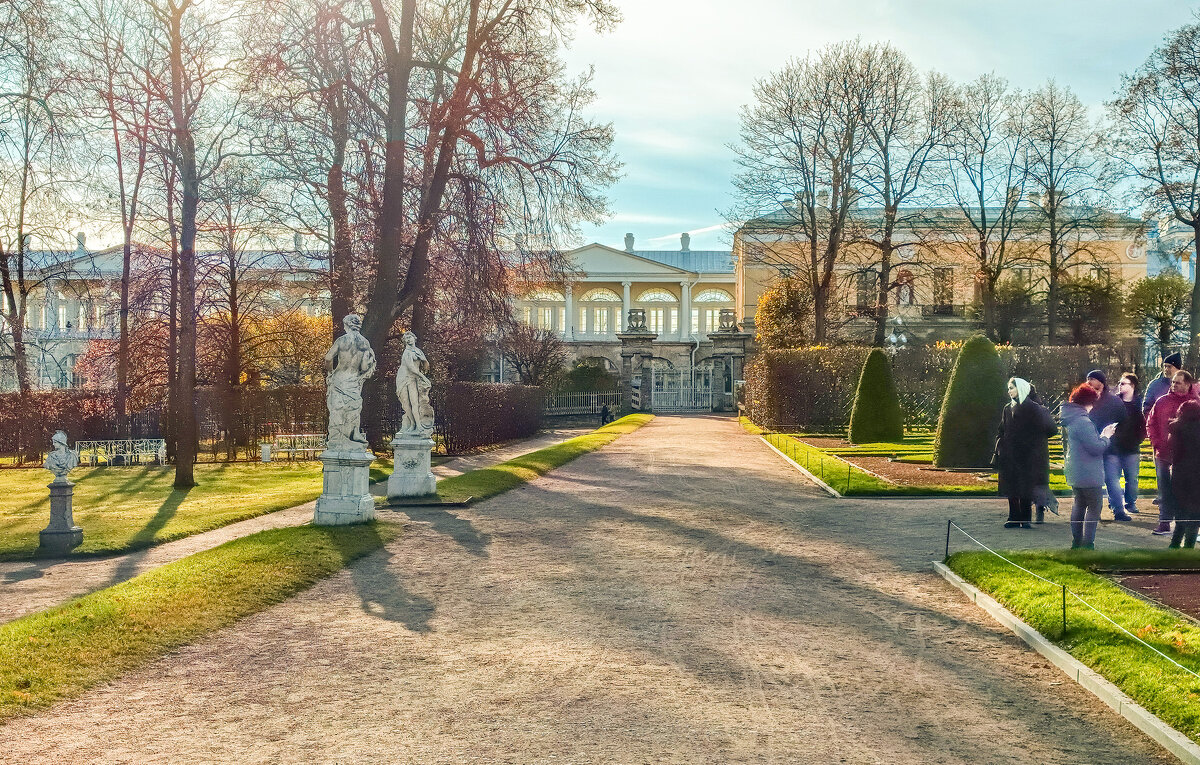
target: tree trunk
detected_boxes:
[873,234,894,347]
[116,239,131,436]
[166,181,179,463]
[224,266,240,461]
[10,317,29,393]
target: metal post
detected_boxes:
[944,519,952,560]
[1062,585,1068,638]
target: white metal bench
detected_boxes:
[264,434,325,461]
[75,439,167,467]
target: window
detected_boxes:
[1090,266,1110,282]
[526,288,565,302]
[691,308,700,334]
[537,307,554,329]
[580,288,621,302]
[669,308,678,334]
[57,304,66,329]
[522,306,532,325]
[693,289,733,303]
[705,309,721,331]
[580,306,588,333]
[594,307,609,334]
[933,268,954,308]
[637,288,677,303]
[856,271,877,310]
[559,307,565,332]
[647,308,664,333]
[1014,267,1032,287]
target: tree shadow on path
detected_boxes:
[393,505,490,557]
[107,486,192,585]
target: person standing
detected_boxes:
[1107,373,1145,519]
[1144,352,1182,418]
[1146,370,1199,535]
[1086,370,1128,521]
[1061,384,1119,550]
[995,377,1056,529]
[1168,400,1200,548]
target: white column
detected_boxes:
[680,280,691,340]
[564,280,574,340]
[621,281,632,332]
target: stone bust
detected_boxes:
[44,430,79,483]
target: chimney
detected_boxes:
[624,232,634,252]
[681,232,691,252]
[293,232,303,252]
[76,231,86,251]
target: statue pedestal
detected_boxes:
[313,449,375,526]
[387,437,437,499]
[40,480,82,553]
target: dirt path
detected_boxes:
[0,427,590,625]
[0,415,1178,763]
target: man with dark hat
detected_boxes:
[1087,370,1132,521]
[1144,352,1182,417]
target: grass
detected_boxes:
[0,522,397,721]
[435,413,654,503]
[947,549,1200,742]
[0,462,335,560]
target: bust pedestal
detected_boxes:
[387,436,437,499]
[313,449,375,525]
[40,479,83,553]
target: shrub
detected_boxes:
[743,346,870,429]
[934,334,1008,468]
[433,382,543,454]
[848,349,904,443]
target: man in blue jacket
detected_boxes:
[1144,352,1182,417]
[1087,370,1132,521]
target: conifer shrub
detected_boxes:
[848,349,904,444]
[933,334,1007,468]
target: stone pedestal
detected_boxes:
[40,480,83,553]
[313,449,375,526]
[387,437,437,499]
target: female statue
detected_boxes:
[396,331,434,438]
[324,314,376,449]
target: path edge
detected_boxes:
[934,560,1200,765]
[759,436,842,498]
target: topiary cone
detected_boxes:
[933,334,1007,468]
[848,348,904,444]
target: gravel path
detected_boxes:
[0,415,1179,763]
[0,427,590,625]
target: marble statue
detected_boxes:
[388,331,437,499]
[324,314,376,450]
[44,430,79,483]
[396,331,435,438]
[40,430,82,552]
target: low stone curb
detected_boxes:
[760,436,842,498]
[934,560,1200,765]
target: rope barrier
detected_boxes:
[946,520,1200,682]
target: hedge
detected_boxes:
[933,335,1007,468]
[848,349,903,444]
[432,382,544,454]
[744,341,1143,432]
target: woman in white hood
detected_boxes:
[994,377,1056,528]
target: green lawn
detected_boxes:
[435,414,654,503]
[948,549,1200,742]
[0,522,396,721]
[0,462,329,560]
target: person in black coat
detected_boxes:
[1168,400,1200,548]
[995,377,1058,528]
[1108,373,1146,518]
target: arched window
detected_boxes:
[693,289,733,303]
[526,288,565,302]
[636,288,677,302]
[580,288,621,302]
[895,269,915,306]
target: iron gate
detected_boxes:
[650,362,715,412]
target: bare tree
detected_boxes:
[730,40,871,343]
[935,73,1030,340]
[1023,79,1116,342]
[1109,21,1200,366]
[499,322,567,386]
[852,47,955,345]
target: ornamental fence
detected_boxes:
[544,391,622,416]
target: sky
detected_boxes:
[559,0,1200,253]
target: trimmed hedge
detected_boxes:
[433,382,544,454]
[744,341,1143,431]
[933,335,1007,468]
[848,349,903,444]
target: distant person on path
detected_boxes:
[1061,384,1118,550]
[994,377,1056,529]
[1143,352,1182,417]
[1086,370,1129,521]
[1167,400,1200,548]
[600,404,612,425]
[1106,373,1145,519]
[1147,370,1199,535]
